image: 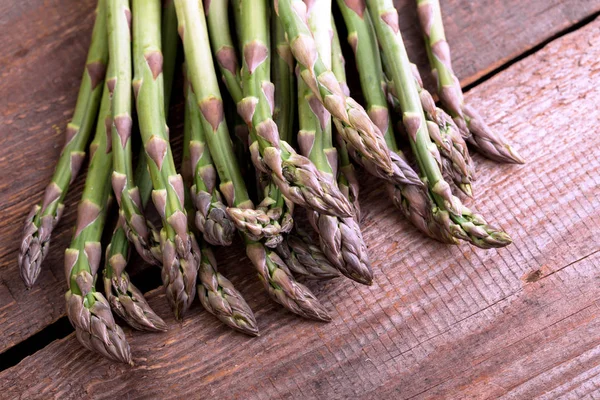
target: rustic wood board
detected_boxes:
[2,15,600,399]
[1,0,599,354]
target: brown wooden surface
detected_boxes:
[1,12,600,398]
[1,0,599,355]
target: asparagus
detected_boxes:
[19,0,108,289]
[107,0,162,267]
[132,0,199,318]
[410,64,474,196]
[275,0,420,189]
[103,222,167,332]
[299,2,373,285]
[204,0,294,245]
[330,2,447,243]
[272,14,295,145]
[367,0,512,249]
[102,2,181,332]
[175,0,330,321]
[205,0,295,247]
[384,57,474,196]
[65,83,132,364]
[271,14,338,281]
[276,229,340,280]
[236,0,353,219]
[197,243,260,335]
[184,71,236,246]
[331,23,361,220]
[246,241,331,321]
[416,0,524,164]
[180,80,258,336]
[205,0,243,104]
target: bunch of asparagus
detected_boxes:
[18,0,522,363]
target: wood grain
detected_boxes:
[2,16,600,398]
[1,0,598,354]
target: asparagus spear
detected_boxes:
[272,13,296,145]
[196,243,260,335]
[331,2,453,242]
[330,23,453,243]
[330,23,361,220]
[204,0,294,245]
[275,0,421,189]
[19,0,108,289]
[103,221,167,332]
[107,0,162,267]
[384,57,474,196]
[175,0,330,321]
[271,13,338,281]
[132,0,199,319]
[206,0,353,222]
[181,113,259,335]
[367,0,512,249]
[410,64,474,196]
[299,2,373,285]
[205,0,243,104]
[103,2,180,332]
[276,229,340,280]
[184,71,236,246]
[416,0,524,164]
[236,0,353,219]
[208,0,333,241]
[65,83,132,364]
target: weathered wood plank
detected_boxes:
[394,0,600,88]
[1,0,599,353]
[1,16,600,398]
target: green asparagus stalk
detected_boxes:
[271,13,338,281]
[416,0,524,164]
[205,0,243,104]
[65,83,132,364]
[384,58,474,196]
[107,0,162,268]
[330,23,361,219]
[103,221,167,332]
[103,2,180,331]
[175,0,330,321]
[411,64,474,196]
[272,14,296,144]
[212,0,293,247]
[19,0,108,289]
[331,3,459,243]
[181,113,259,336]
[206,0,295,247]
[275,0,419,189]
[204,1,293,246]
[235,0,353,219]
[331,0,423,190]
[367,0,512,248]
[238,0,294,247]
[132,0,199,319]
[184,70,236,246]
[299,2,373,285]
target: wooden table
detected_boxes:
[1,0,600,398]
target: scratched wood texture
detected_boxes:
[1,0,599,355]
[1,8,600,399]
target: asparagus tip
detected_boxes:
[460,183,473,198]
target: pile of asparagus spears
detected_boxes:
[18,0,523,364]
